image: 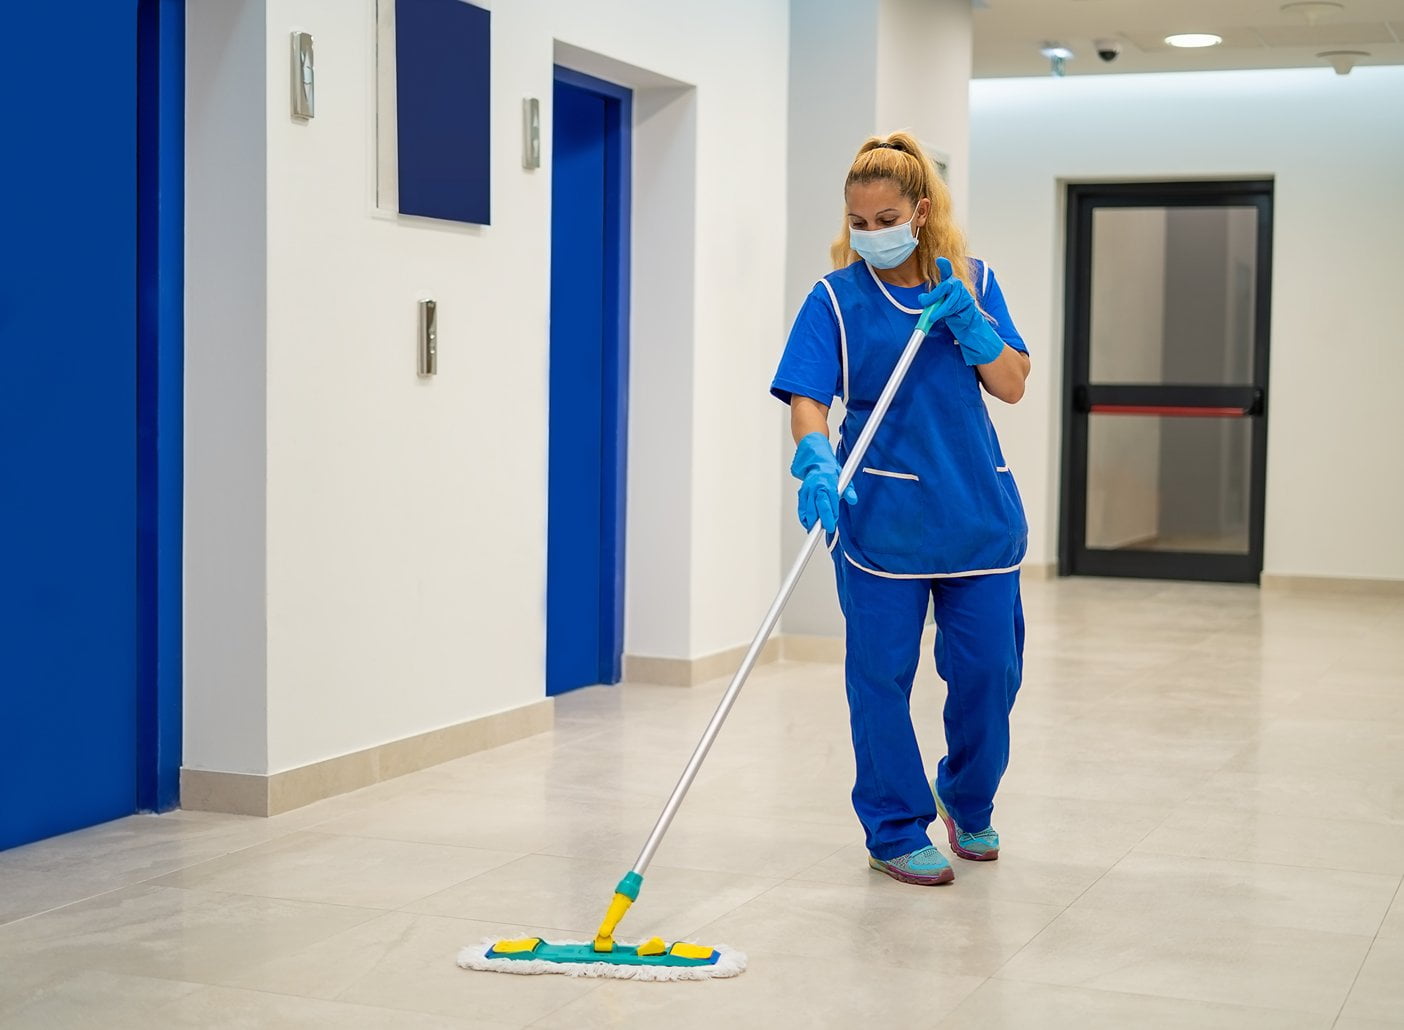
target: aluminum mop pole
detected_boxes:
[589,304,941,953]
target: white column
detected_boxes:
[184,0,270,774]
[780,0,975,638]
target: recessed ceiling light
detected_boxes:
[1164,33,1224,48]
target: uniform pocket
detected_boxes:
[847,467,925,557]
[994,464,1029,540]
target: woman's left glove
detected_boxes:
[791,432,857,533]
[918,257,1007,367]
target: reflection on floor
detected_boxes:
[1,577,1402,1029]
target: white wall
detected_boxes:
[780,0,974,638]
[186,0,790,777]
[970,67,1404,582]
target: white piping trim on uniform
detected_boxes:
[995,465,1010,473]
[864,261,923,315]
[981,261,991,294]
[818,278,849,404]
[843,551,1021,580]
[862,467,920,481]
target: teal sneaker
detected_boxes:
[867,845,954,885]
[933,785,1000,861]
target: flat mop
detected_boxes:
[459,300,946,981]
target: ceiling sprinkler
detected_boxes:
[1318,49,1369,74]
[1281,1,1345,26]
[1040,42,1074,77]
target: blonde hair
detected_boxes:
[830,131,977,298]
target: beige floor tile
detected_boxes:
[219,909,600,1025]
[1379,888,1404,939]
[313,787,650,854]
[9,577,1404,1027]
[0,885,381,999]
[533,950,984,1030]
[0,811,310,926]
[934,978,1331,1030]
[1196,768,1404,826]
[535,808,857,879]
[994,906,1371,1015]
[982,792,1168,863]
[0,969,505,1030]
[1138,803,1404,875]
[997,752,1218,807]
[404,853,781,943]
[1339,937,1404,1024]
[0,969,203,1028]
[1075,851,1399,936]
[1334,1019,1404,1029]
[1217,718,1404,782]
[148,831,521,909]
[159,984,506,1029]
[687,878,1062,978]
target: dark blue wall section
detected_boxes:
[1,1,143,849]
[546,70,631,697]
[396,0,491,224]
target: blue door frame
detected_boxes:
[546,67,632,696]
[136,0,185,812]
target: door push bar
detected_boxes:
[1074,386,1264,418]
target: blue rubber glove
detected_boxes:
[917,257,1007,366]
[790,432,857,533]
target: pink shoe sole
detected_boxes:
[938,811,999,861]
[867,856,955,885]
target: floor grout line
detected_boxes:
[1328,874,1404,1029]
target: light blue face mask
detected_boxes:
[849,214,919,269]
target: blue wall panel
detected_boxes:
[0,1,144,849]
[396,0,491,224]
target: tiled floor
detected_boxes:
[2,577,1402,1028]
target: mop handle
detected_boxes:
[630,314,937,876]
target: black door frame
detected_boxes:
[1058,180,1274,584]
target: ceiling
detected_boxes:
[972,0,1404,77]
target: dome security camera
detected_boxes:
[1095,39,1122,62]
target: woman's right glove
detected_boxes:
[791,432,857,533]
[917,257,1007,366]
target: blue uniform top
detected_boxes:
[772,259,1029,578]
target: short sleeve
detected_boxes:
[974,261,1027,355]
[771,281,843,406]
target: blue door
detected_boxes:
[546,70,632,696]
[0,1,174,850]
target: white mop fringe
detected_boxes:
[457,937,748,981]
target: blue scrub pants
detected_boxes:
[833,554,1025,860]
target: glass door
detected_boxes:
[1059,181,1273,583]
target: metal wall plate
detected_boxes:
[523,97,541,169]
[292,31,315,119]
[419,299,437,376]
